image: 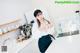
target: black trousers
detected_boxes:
[38,34,53,53]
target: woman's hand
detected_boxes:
[48,18,54,28]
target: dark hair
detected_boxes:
[34,9,50,27]
[34,9,42,17]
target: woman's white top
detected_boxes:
[32,19,55,40]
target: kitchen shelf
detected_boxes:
[0,18,21,36]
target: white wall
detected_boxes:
[0,0,33,24]
[0,0,79,28]
[29,0,80,22]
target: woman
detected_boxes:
[32,9,55,53]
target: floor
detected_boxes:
[18,39,40,53]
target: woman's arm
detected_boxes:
[48,18,57,37]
